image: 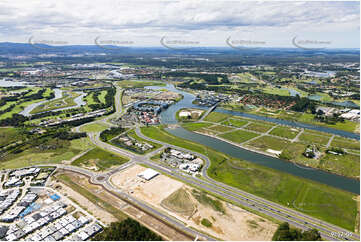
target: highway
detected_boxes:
[70,85,359,241]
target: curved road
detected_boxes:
[71,84,358,241]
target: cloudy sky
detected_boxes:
[0,0,359,48]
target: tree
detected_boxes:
[272,222,321,241]
[92,218,162,241]
[301,229,322,241]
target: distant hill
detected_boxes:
[0,42,359,56]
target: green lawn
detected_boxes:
[203,112,230,123]
[0,101,16,111]
[182,122,213,132]
[245,109,359,133]
[0,99,46,120]
[72,147,129,171]
[209,125,235,133]
[319,153,360,178]
[84,92,97,105]
[301,129,332,137]
[98,90,108,104]
[331,137,360,152]
[140,126,358,231]
[0,127,22,147]
[246,122,274,133]
[0,137,94,169]
[269,126,300,139]
[262,87,290,96]
[30,91,80,114]
[245,135,290,152]
[43,88,54,98]
[219,129,259,143]
[116,80,165,88]
[221,118,248,127]
[299,132,331,146]
[80,123,109,133]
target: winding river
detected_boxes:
[146,84,360,194]
[19,89,86,116]
[19,89,63,116]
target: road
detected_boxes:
[69,85,359,241]
[134,127,359,241]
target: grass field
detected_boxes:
[80,122,109,133]
[246,122,274,133]
[219,129,259,143]
[116,80,165,88]
[72,147,129,171]
[209,124,235,133]
[244,109,359,133]
[30,91,80,114]
[0,137,94,169]
[0,98,46,119]
[245,136,290,152]
[140,126,358,231]
[331,137,360,152]
[203,112,230,123]
[319,153,360,178]
[0,127,22,147]
[279,142,309,161]
[0,101,16,111]
[269,126,300,139]
[182,122,213,131]
[298,132,331,146]
[301,129,332,137]
[262,87,290,96]
[221,118,248,128]
[98,90,108,104]
[84,92,97,105]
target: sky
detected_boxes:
[0,0,359,48]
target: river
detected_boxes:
[19,89,63,116]
[146,84,360,194]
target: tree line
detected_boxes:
[272,222,321,241]
[92,218,162,241]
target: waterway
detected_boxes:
[19,89,63,116]
[147,84,360,194]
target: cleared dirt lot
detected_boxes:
[110,165,184,205]
[110,164,277,241]
[55,169,193,241]
[51,175,118,224]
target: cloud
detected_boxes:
[0,0,358,48]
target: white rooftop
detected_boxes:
[137,168,159,181]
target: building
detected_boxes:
[137,169,159,181]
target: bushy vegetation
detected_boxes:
[72,147,128,170]
[100,127,126,142]
[88,87,115,111]
[92,218,162,241]
[191,190,225,214]
[201,218,212,227]
[272,222,321,241]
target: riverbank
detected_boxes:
[140,125,358,231]
[189,127,359,181]
[220,105,359,136]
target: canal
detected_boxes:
[147,84,360,194]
